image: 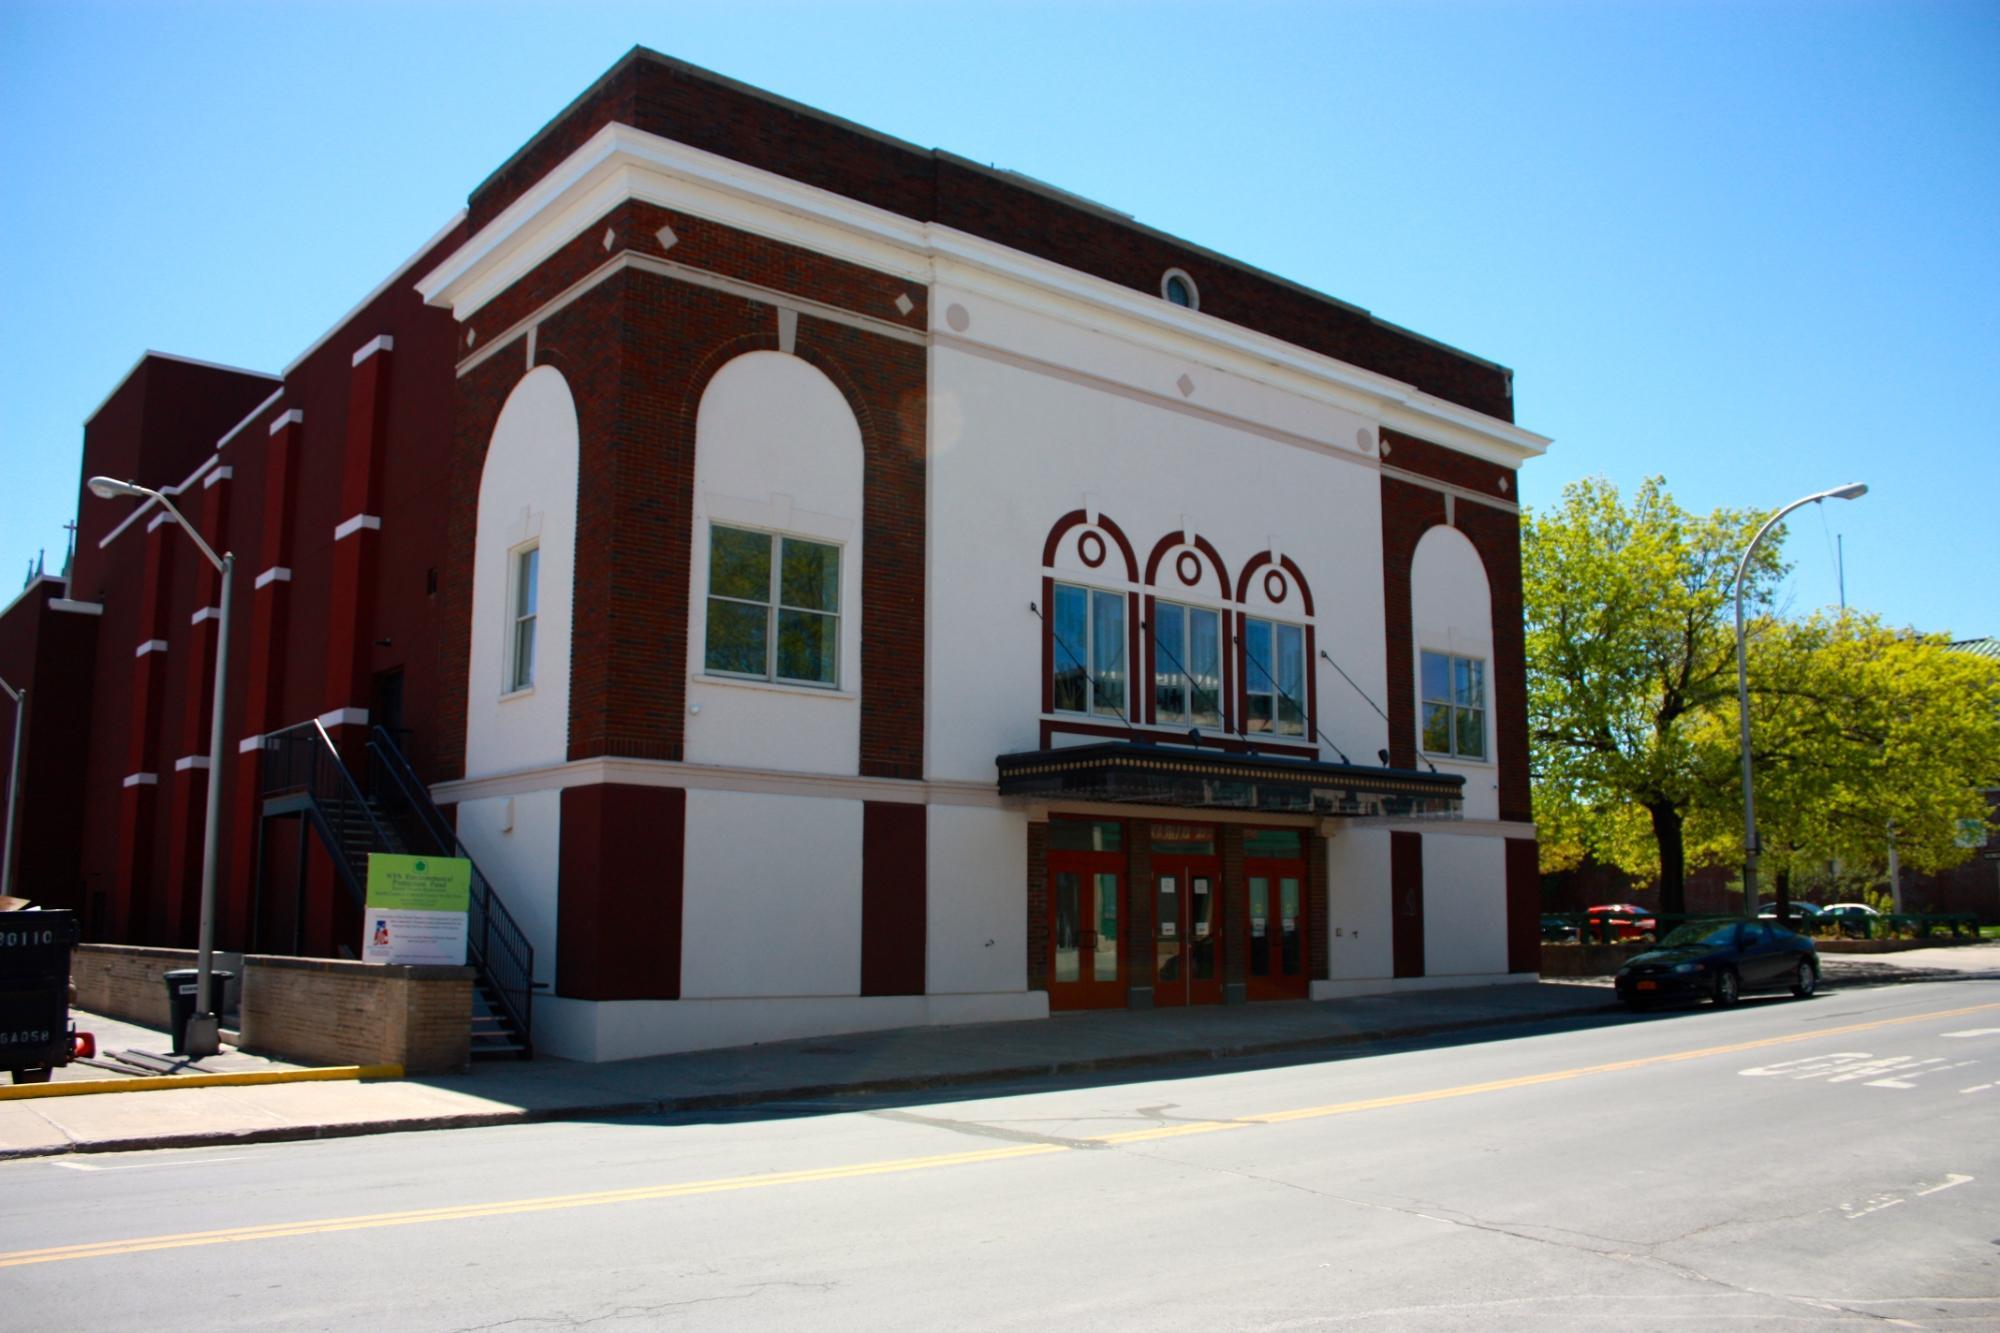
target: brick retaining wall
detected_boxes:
[73,945,472,1073]
[239,956,472,1074]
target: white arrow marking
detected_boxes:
[1917,1174,1973,1196]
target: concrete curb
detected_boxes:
[0,999,1622,1161]
[0,1064,405,1103]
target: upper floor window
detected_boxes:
[508,545,538,693]
[1421,650,1486,759]
[1161,268,1199,310]
[706,523,840,687]
[1151,601,1222,728]
[1052,581,1126,718]
[1243,616,1306,736]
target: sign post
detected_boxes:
[362,853,471,966]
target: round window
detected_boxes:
[1161,268,1198,310]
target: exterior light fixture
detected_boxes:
[1732,482,1868,915]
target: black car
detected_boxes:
[1614,919,1818,1010]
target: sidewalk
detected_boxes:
[4,943,1994,1162]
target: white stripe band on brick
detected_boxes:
[122,772,159,788]
[352,334,394,366]
[135,639,168,657]
[191,606,221,625]
[333,514,381,541]
[254,566,292,589]
[174,755,211,771]
[268,409,304,435]
[319,707,369,730]
[238,735,265,754]
[147,512,172,533]
[203,466,234,489]
[50,598,103,616]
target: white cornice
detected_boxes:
[417,123,1549,468]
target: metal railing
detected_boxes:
[1540,909,1982,946]
[364,727,536,1054]
[259,720,396,905]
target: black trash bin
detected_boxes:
[162,968,234,1055]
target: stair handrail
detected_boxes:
[259,720,396,902]
[364,726,536,1055]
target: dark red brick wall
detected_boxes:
[0,586,97,919]
[860,801,926,996]
[1391,830,1425,978]
[1379,443,1531,826]
[1505,837,1541,973]
[1024,820,1047,991]
[439,214,927,779]
[465,50,1511,421]
[558,783,684,1000]
[1380,428,1516,502]
[1454,502,1532,825]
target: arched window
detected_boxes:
[1235,553,1317,744]
[1040,511,1139,726]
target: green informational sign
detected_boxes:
[365,854,471,913]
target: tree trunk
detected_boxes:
[1649,801,1687,919]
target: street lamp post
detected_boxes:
[89,477,233,1058]
[1732,482,1868,918]
[0,676,23,900]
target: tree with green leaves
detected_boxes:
[1685,614,2000,901]
[1523,476,1785,915]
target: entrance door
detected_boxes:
[1151,823,1222,1007]
[1245,827,1309,1000]
[1047,819,1126,1010]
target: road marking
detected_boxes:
[1961,1083,1994,1095]
[1941,1029,2000,1038]
[1843,1173,1974,1220]
[4,999,1995,1268]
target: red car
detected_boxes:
[1585,903,1657,941]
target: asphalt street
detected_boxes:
[3,979,1996,1330]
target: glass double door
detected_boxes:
[1153,856,1223,1006]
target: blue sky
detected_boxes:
[3,1,1994,636]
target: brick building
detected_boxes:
[0,50,1548,1060]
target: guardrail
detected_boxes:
[1540,909,1982,946]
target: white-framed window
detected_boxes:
[1161,268,1199,310]
[1051,581,1127,718]
[1151,600,1222,728]
[508,544,539,693]
[1243,616,1306,736]
[1421,650,1486,759]
[705,523,840,687]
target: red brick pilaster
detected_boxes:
[1025,820,1048,992]
[228,411,302,944]
[324,339,394,756]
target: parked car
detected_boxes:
[1757,901,1824,925]
[1540,914,1579,943]
[1615,919,1818,1010]
[1819,902,1883,936]
[1585,903,1656,941]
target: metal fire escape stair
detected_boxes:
[258,721,540,1059]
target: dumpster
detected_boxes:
[162,968,235,1056]
[1,909,80,1084]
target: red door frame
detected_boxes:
[1243,831,1309,1001]
[1047,839,1128,1011]
[1151,852,1224,1007]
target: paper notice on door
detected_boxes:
[1251,917,1266,936]
[1161,921,1176,937]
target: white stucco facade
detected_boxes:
[423,107,1544,1064]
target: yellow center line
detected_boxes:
[7,999,1994,1268]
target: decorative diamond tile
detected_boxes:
[655,224,678,252]
[602,227,615,251]
[1176,374,1195,398]
[894,292,914,316]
